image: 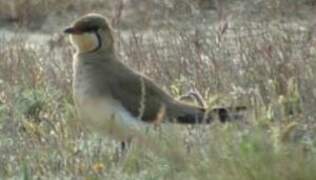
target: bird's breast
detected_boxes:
[72,64,147,139]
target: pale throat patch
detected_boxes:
[70,33,99,53]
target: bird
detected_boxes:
[63,13,241,139]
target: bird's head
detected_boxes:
[64,13,114,54]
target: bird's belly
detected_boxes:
[74,90,147,139]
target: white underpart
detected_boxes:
[70,33,99,53]
[74,86,148,140]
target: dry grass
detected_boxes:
[0,0,316,179]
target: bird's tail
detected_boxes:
[167,102,246,124]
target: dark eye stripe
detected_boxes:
[82,26,99,32]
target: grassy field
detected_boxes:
[0,0,316,179]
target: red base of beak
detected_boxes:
[64,27,82,34]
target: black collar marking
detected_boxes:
[91,31,102,52]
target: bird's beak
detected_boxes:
[64,26,81,34]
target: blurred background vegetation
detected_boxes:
[0,0,316,179]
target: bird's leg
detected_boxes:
[120,139,131,153]
[114,137,133,163]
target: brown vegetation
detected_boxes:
[0,0,315,179]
